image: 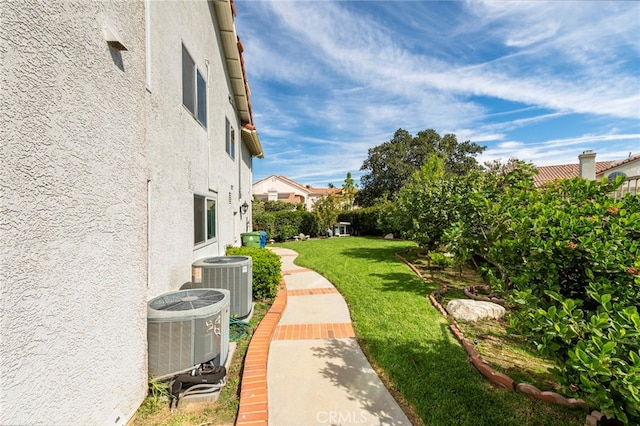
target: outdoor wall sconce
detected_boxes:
[240,201,249,215]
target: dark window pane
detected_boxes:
[608,171,627,181]
[194,195,205,244]
[182,45,195,114]
[225,118,230,155]
[206,199,216,240]
[196,70,207,127]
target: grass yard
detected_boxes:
[277,237,587,426]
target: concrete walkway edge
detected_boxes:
[237,247,412,426]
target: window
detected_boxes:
[225,118,235,160]
[608,171,627,182]
[194,195,216,245]
[182,44,207,128]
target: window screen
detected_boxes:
[197,70,207,127]
[182,45,195,115]
[194,195,205,245]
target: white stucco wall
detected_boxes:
[146,0,252,299]
[1,1,147,424]
[598,158,640,179]
[239,141,254,234]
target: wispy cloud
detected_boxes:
[237,0,640,187]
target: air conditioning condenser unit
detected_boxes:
[192,256,252,318]
[147,289,230,379]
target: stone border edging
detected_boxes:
[236,278,288,425]
[395,251,588,410]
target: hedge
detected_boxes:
[253,211,320,241]
[226,246,281,300]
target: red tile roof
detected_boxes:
[534,161,615,187]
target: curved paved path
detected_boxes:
[237,247,411,426]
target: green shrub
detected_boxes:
[254,211,320,241]
[487,178,640,424]
[263,200,296,212]
[253,212,275,239]
[299,211,321,236]
[338,206,384,236]
[226,246,281,300]
[428,251,453,269]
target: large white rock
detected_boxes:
[384,233,394,239]
[446,299,506,322]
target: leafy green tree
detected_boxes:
[341,172,357,211]
[356,128,485,206]
[312,194,341,234]
[388,156,463,249]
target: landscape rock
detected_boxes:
[384,233,394,239]
[446,299,506,322]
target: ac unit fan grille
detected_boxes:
[203,256,248,264]
[149,289,226,311]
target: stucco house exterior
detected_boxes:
[253,175,341,211]
[534,151,639,195]
[1,0,261,424]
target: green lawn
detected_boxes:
[277,237,587,426]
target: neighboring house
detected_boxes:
[253,175,341,211]
[1,1,262,424]
[534,151,640,195]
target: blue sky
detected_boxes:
[235,0,640,188]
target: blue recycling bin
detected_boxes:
[258,231,267,248]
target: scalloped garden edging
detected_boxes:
[395,251,588,411]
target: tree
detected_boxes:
[312,194,341,234]
[341,172,357,211]
[387,156,463,249]
[356,128,485,206]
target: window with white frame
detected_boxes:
[182,44,207,128]
[194,195,216,245]
[225,118,235,160]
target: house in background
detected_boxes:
[1,0,261,424]
[253,175,341,211]
[535,151,640,195]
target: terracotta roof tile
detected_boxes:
[534,161,615,187]
[309,188,342,196]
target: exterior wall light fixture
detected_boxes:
[240,201,249,215]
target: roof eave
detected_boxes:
[241,126,264,158]
[213,0,262,159]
